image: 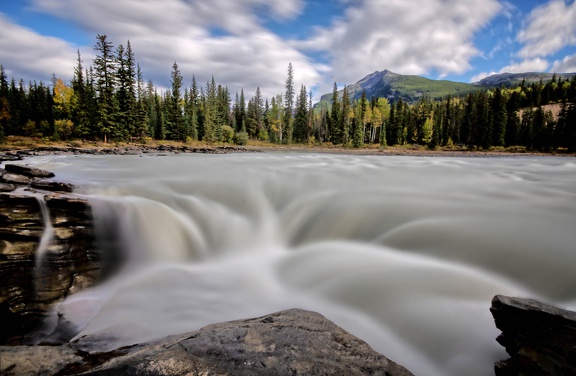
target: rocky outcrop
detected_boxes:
[0,308,414,376]
[0,163,100,345]
[491,294,576,375]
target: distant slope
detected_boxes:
[316,70,576,109]
[316,70,482,109]
[472,72,576,87]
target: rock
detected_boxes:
[490,294,576,375]
[0,309,414,376]
[0,183,16,192]
[31,180,75,193]
[5,164,55,178]
[0,192,100,345]
[1,173,34,185]
[0,153,22,162]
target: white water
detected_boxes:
[26,153,576,376]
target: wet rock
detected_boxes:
[491,294,576,375]
[0,309,414,376]
[5,164,55,178]
[31,180,75,193]
[1,173,34,185]
[0,189,99,345]
[0,183,16,192]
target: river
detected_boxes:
[25,152,576,376]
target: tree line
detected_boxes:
[1,34,575,151]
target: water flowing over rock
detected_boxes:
[0,164,100,345]
[0,309,414,376]
[491,295,576,375]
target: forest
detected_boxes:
[1,34,575,152]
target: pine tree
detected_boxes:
[293,84,308,143]
[283,63,294,144]
[491,88,506,147]
[70,51,92,138]
[353,91,366,148]
[134,64,149,139]
[93,34,118,142]
[330,82,341,144]
[341,85,350,145]
[166,62,185,141]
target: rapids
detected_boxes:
[25,152,576,376]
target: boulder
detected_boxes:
[1,173,34,185]
[0,309,414,376]
[491,294,576,375]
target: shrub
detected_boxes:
[234,131,248,145]
[221,125,235,143]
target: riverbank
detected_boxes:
[1,137,574,158]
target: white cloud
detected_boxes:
[27,0,318,99]
[0,13,80,83]
[297,0,501,85]
[550,54,576,72]
[470,58,550,82]
[518,0,576,58]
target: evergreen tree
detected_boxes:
[203,78,217,143]
[293,84,308,143]
[330,82,341,144]
[70,51,92,138]
[166,62,185,141]
[491,88,506,147]
[353,91,366,148]
[341,85,350,145]
[134,64,149,139]
[93,34,119,142]
[282,63,294,143]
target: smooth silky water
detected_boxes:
[25,153,576,376]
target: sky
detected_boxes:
[1,0,576,101]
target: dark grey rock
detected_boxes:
[5,164,55,178]
[1,309,414,376]
[491,294,576,375]
[31,180,75,193]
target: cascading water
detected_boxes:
[25,153,576,376]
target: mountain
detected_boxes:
[316,70,576,109]
[472,72,576,87]
[316,70,481,109]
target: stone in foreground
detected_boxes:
[1,309,414,376]
[491,294,576,376]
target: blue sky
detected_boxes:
[1,0,575,100]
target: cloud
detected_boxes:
[517,0,576,58]
[470,58,550,82]
[27,0,319,99]
[550,54,576,73]
[297,0,501,85]
[0,13,79,82]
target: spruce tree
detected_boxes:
[283,63,294,143]
[93,34,118,142]
[293,84,308,143]
[330,82,341,144]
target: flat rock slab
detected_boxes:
[4,164,55,178]
[31,180,75,193]
[1,309,414,376]
[1,173,33,184]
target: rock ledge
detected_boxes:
[491,294,576,375]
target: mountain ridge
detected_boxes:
[316,70,576,109]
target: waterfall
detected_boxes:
[24,153,576,376]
